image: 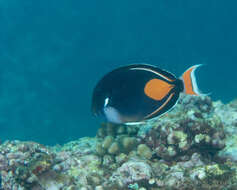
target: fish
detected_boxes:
[91,64,203,124]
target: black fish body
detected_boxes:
[92,64,201,124]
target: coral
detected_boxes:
[139,95,226,161]
[215,99,237,161]
[214,99,237,131]
[95,123,139,167]
[0,139,104,190]
[0,140,71,190]
[149,152,236,190]
[107,158,153,188]
[102,136,114,149]
[96,123,139,139]
[115,153,128,165]
[137,144,152,159]
[59,137,98,155]
[108,142,120,155]
[1,95,237,189]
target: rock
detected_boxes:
[109,159,152,186]
[108,142,120,155]
[137,144,152,159]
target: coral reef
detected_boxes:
[139,95,225,161]
[1,95,237,189]
[215,99,237,161]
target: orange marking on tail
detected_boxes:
[182,66,197,95]
[144,79,173,101]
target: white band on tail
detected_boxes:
[190,64,202,95]
[181,64,203,95]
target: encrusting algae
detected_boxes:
[1,95,237,189]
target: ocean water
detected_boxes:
[0,1,236,145]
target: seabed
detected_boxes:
[1,95,237,190]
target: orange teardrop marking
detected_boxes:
[144,79,173,101]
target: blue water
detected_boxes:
[0,1,236,145]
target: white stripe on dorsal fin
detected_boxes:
[130,67,173,82]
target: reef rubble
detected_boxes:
[1,95,237,190]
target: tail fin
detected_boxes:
[181,64,202,95]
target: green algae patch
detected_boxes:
[203,164,235,186]
[137,144,152,159]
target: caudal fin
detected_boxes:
[181,64,202,95]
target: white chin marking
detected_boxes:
[104,106,123,124]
